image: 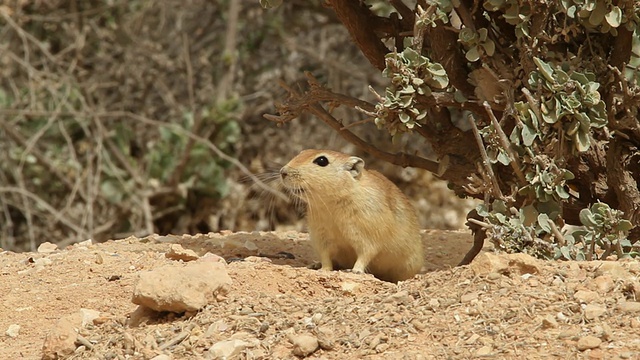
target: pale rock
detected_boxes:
[617,301,640,313]
[584,304,606,320]
[165,244,199,262]
[37,242,58,253]
[594,262,630,279]
[200,253,227,264]
[383,290,412,305]
[151,355,172,360]
[574,290,600,303]
[470,252,540,276]
[244,256,271,263]
[132,261,232,313]
[576,335,601,351]
[208,339,249,359]
[79,308,101,327]
[541,314,558,329]
[76,239,93,247]
[316,326,335,350]
[5,324,20,338]
[475,345,492,356]
[42,312,83,360]
[460,292,479,303]
[593,275,614,293]
[470,253,509,276]
[290,333,319,357]
[340,281,359,294]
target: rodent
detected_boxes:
[280,149,424,282]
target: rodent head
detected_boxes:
[280,149,365,201]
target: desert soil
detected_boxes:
[1,230,639,360]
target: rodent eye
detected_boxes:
[313,156,329,167]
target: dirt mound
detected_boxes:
[1,231,639,359]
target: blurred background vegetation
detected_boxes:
[0,0,474,251]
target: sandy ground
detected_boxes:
[1,230,639,359]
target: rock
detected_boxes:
[470,253,540,276]
[151,355,172,360]
[132,261,232,313]
[208,339,249,359]
[584,304,606,320]
[594,262,630,279]
[165,244,199,262]
[79,308,101,327]
[76,239,93,247]
[200,253,227,264]
[290,334,319,357]
[37,242,58,253]
[574,290,600,304]
[316,326,335,350]
[470,253,509,276]
[593,275,614,293]
[42,312,83,360]
[541,315,558,329]
[576,335,601,351]
[617,301,640,313]
[475,345,492,356]
[383,290,412,305]
[340,281,360,294]
[460,292,479,303]
[5,324,20,338]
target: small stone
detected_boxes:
[244,256,271,263]
[475,345,492,356]
[617,301,640,313]
[384,290,412,305]
[460,292,479,303]
[5,324,20,338]
[465,333,481,345]
[209,339,248,358]
[150,355,172,360]
[577,335,601,351]
[584,304,607,320]
[79,308,101,327]
[593,275,614,293]
[340,282,359,294]
[290,334,319,357]
[574,290,600,304]
[37,242,58,253]
[558,327,580,339]
[316,326,335,350]
[541,315,558,329]
[76,239,93,247]
[165,244,199,262]
[132,261,232,313]
[487,272,502,280]
[630,318,640,328]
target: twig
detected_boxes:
[548,220,565,247]
[159,330,190,350]
[466,113,504,200]
[483,102,527,185]
[0,186,87,239]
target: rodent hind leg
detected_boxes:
[351,250,377,274]
[318,249,334,271]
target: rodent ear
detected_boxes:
[344,157,365,179]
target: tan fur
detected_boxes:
[280,149,424,282]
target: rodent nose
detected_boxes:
[280,167,288,179]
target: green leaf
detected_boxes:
[466,46,481,62]
[588,0,607,26]
[538,213,551,232]
[521,205,538,225]
[533,57,555,83]
[579,208,599,227]
[521,125,537,146]
[575,130,591,151]
[605,6,622,27]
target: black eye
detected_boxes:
[313,156,329,167]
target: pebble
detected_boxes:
[617,301,640,313]
[541,314,558,329]
[577,335,601,351]
[475,345,492,356]
[209,339,249,358]
[37,242,58,253]
[5,324,20,338]
[165,244,199,262]
[150,355,172,360]
[290,334,319,357]
[593,275,614,293]
[584,304,606,320]
[574,290,599,303]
